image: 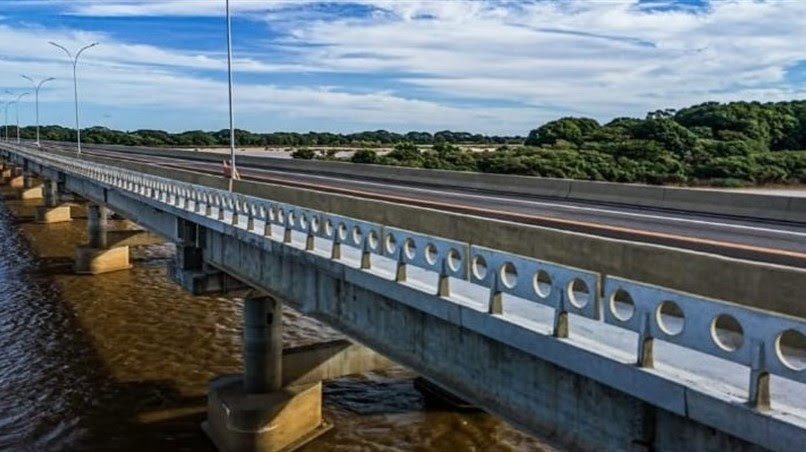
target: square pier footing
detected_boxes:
[74,246,133,274]
[35,205,72,224]
[204,374,331,452]
[17,186,43,200]
[7,175,24,189]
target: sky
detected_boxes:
[0,0,804,135]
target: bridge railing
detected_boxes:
[3,143,805,413]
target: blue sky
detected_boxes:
[0,0,804,134]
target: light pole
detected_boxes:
[3,90,14,142]
[1,101,7,142]
[22,75,55,147]
[14,93,29,143]
[226,0,237,182]
[49,41,98,156]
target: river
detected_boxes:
[0,192,543,451]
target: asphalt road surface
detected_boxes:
[26,141,806,268]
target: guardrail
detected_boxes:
[3,143,805,414]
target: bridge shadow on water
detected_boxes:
[0,188,544,452]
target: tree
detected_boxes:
[525,117,600,147]
[351,149,378,164]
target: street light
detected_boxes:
[22,75,56,147]
[225,0,237,183]
[1,101,8,142]
[49,41,99,156]
[3,90,14,142]
[13,93,29,143]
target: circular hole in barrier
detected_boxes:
[324,219,333,236]
[610,289,635,322]
[385,233,397,254]
[472,255,488,281]
[299,214,308,229]
[447,249,462,272]
[567,279,590,309]
[776,329,806,371]
[656,301,685,336]
[368,230,379,250]
[287,211,296,226]
[352,226,363,244]
[425,243,438,265]
[533,270,552,298]
[500,262,518,289]
[310,216,320,233]
[711,314,744,352]
[337,223,348,241]
[404,238,417,260]
[276,209,285,223]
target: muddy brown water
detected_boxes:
[0,191,544,451]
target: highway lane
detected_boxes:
[29,141,806,267]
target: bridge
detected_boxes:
[1,142,805,451]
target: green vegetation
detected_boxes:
[13,125,521,148]
[330,100,805,186]
[14,100,806,186]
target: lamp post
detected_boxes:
[22,75,55,147]
[3,90,14,142]
[14,93,29,143]
[49,41,98,156]
[226,0,237,183]
[1,101,7,142]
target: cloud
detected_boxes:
[0,1,804,134]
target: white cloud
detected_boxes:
[1,0,804,133]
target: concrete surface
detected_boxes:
[205,376,329,452]
[74,245,133,275]
[44,149,806,318]
[34,205,72,223]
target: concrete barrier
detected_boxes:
[62,149,806,319]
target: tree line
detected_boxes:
[9,99,806,186]
[11,126,522,147]
[295,100,806,187]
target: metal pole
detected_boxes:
[22,76,55,147]
[50,41,98,156]
[3,90,13,142]
[15,93,29,144]
[226,0,237,182]
[2,102,6,142]
[5,103,12,143]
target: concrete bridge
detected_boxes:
[1,142,805,452]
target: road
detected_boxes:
[26,141,806,268]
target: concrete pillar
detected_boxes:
[17,171,43,200]
[168,220,246,294]
[35,179,72,224]
[23,171,36,189]
[74,204,131,275]
[244,297,283,393]
[88,204,109,249]
[43,179,58,207]
[205,295,330,452]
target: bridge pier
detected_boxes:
[0,162,12,180]
[74,204,132,274]
[204,296,331,452]
[16,171,43,200]
[35,179,72,223]
[5,167,24,189]
[169,220,247,294]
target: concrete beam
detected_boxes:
[281,339,396,386]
